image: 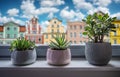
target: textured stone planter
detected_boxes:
[11,49,36,65]
[85,43,112,66]
[47,48,71,66]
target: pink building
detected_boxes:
[66,21,88,44]
[25,17,43,44]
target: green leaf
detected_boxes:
[83,32,88,35]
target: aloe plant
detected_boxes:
[49,34,70,50]
[10,37,35,51]
[82,12,116,43]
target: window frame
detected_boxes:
[14,34,17,38]
[7,27,10,31]
[7,34,10,38]
[14,27,17,31]
[74,32,76,37]
[70,32,72,37]
[0,44,120,58]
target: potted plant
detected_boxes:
[10,37,36,65]
[83,12,116,65]
[47,34,71,66]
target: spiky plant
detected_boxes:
[49,34,70,50]
[10,37,35,51]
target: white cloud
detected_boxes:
[0,16,10,23]
[93,0,112,7]
[111,12,120,19]
[21,0,37,18]
[88,7,110,15]
[72,0,93,10]
[7,8,19,16]
[0,16,25,25]
[39,7,59,14]
[48,12,54,19]
[40,21,49,33]
[20,0,59,19]
[60,7,85,21]
[40,0,65,7]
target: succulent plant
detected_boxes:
[10,37,35,51]
[82,12,116,43]
[49,34,70,50]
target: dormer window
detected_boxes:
[54,21,56,24]
[7,27,10,31]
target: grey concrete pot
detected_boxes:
[47,48,71,66]
[11,49,36,66]
[85,43,112,66]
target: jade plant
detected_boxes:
[49,34,70,50]
[83,12,116,43]
[10,37,35,51]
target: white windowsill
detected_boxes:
[0,58,120,69]
[0,58,120,77]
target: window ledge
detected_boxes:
[0,58,120,77]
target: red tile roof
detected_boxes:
[19,26,26,32]
[0,26,3,32]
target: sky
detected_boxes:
[0,0,120,31]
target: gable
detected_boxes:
[3,21,20,27]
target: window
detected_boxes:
[0,34,3,38]
[70,41,72,44]
[114,31,117,36]
[70,32,72,37]
[33,31,36,34]
[115,24,119,28]
[38,38,41,42]
[80,26,82,29]
[74,32,76,37]
[46,34,48,39]
[57,29,59,32]
[7,41,10,44]
[51,29,54,32]
[14,27,16,30]
[7,27,10,31]
[74,26,76,30]
[33,25,36,28]
[80,41,82,44]
[54,21,56,24]
[14,34,17,38]
[0,0,120,59]
[80,32,82,37]
[0,41,3,44]
[114,39,117,44]
[20,34,23,37]
[7,34,10,38]
[52,25,54,27]
[45,42,48,44]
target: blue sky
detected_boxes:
[0,0,120,29]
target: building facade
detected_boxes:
[66,21,88,44]
[110,20,120,44]
[0,21,26,44]
[25,17,43,44]
[43,18,65,44]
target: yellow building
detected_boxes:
[43,18,65,44]
[110,20,120,44]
